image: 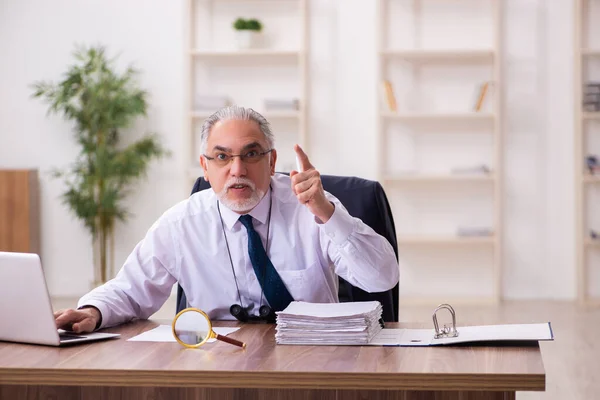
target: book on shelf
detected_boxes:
[263,98,300,111]
[456,226,494,237]
[473,81,490,112]
[194,95,232,111]
[451,164,491,175]
[586,155,600,174]
[381,80,397,112]
[584,82,600,112]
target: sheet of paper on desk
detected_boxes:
[368,323,554,347]
[368,329,435,346]
[127,325,240,342]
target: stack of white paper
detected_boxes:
[275,301,383,345]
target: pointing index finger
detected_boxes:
[294,144,313,172]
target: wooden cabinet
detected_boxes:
[0,170,40,254]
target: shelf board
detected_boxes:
[397,235,495,245]
[582,49,600,57]
[399,296,498,306]
[381,49,494,62]
[583,112,600,120]
[381,112,495,121]
[191,49,301,58]
[191,110,300,119]
[384,174,494,183]
[584,298,600,307]
[583,175,600,184]
[585,239,600,248]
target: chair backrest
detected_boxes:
[176,174,400,322]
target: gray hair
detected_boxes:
[199,106,274,154]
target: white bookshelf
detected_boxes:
[575,0,600,305]
[185,0,309,183]
[376,0,503,305]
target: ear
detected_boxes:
[269,149,277,176]
[199,155,210,182]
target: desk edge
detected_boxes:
[0,369,546,391]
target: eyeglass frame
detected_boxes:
[202,148,274,166]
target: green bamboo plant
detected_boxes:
[32,45,170,285]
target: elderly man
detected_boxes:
[55,106,399,333]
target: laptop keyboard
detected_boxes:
[59,333,85,341]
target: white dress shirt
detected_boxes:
[79,173,399,329]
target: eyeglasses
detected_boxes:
[203,149,273,168]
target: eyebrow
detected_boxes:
[212,142,264,153]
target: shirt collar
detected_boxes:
[218,186,271,230]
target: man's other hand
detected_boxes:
[54,307,100,334]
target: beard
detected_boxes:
[217,177,265,213]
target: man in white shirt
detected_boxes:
[54,106,399,333]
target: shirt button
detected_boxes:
[329,232,335,238]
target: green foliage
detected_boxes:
[32,44,170,282]
[233,18,247,30]
[232,17,263,31]
[246,19,262,31]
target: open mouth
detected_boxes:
[228,184,251,193]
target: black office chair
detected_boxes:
[176,174,400,322]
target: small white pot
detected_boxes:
[235,30,259,49]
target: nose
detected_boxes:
[228,155,247,177]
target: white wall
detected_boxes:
[0,0,187,296]
[0,0,575,300]
[502,0,575,299]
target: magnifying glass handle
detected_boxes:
[216,333,246,349]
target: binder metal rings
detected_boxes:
[432,303,459,339]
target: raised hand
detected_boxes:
[289,144,335,223]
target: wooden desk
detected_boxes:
[0,320,545,400]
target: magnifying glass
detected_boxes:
[172,307,246,349]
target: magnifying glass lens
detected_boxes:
[173,308,246,349]
[174,310,210,346]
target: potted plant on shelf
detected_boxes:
[32,45,170,288]
[233,17,263,49]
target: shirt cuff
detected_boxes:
[77,300,110,330]
[318,202,355,246]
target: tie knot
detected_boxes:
[239,214,254,231]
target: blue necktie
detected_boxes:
[239,214,294,311]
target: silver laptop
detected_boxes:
[0,251,120,346]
